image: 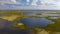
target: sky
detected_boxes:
[0,0,60,10]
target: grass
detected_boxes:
[0,10,60,32]
[44,17,60,32]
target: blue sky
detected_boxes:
[0,0,60,10]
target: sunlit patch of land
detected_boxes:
[0,15,21,21]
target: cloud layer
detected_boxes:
[0,0,60,10]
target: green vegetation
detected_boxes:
[1,10,60,32]
[44,17,60,32]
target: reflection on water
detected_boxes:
[21,18,54,28]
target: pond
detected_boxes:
[21,18,54,28]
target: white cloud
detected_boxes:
[31,0,38,6]
[26,0,30,2]
[0,0,60,10]
[40,0,60,6]
[10,0,17,3]
[40,0,55,4]
[0,0,20,5]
